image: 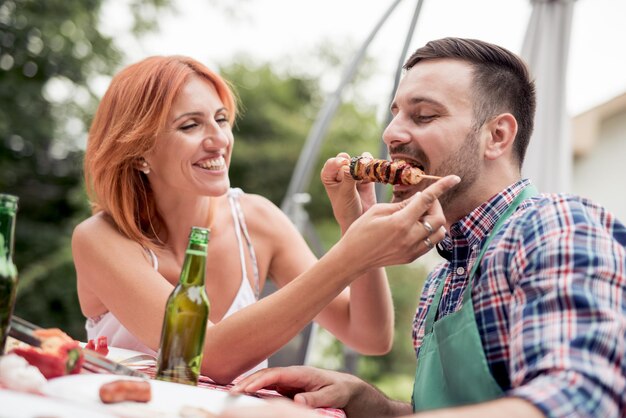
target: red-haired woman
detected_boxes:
[72,55,456,383]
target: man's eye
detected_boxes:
[414,115,437,123]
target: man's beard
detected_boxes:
[431,127,481,212]
[390,127,481,212]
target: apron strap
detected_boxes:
[424,185,539,332]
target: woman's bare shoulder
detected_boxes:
[73,212,118,243]
[237,193,292,228]
[72,212,140,258]
[239,192,279,211]
[72,212,153,284]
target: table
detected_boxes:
[144,365,347,418]
[0,359,346,417]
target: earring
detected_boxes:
[140,159,150,174]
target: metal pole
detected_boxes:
[281,0,406,217]
[375,0,425,202]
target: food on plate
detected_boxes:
[84,336,109,356]
[349,156,441,185]
[99,379,152,404]
[0,353,47,391]
[10,328,84,379]
[179,405,218,418]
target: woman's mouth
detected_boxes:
[195,155,225,171]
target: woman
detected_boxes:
[72,55,455,383]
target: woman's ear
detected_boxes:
[484,113,517,160]
[135,158,151,174]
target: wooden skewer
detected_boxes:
[417,174,442,180]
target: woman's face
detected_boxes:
[145,75,234,198]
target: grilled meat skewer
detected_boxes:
[349,156,441,185]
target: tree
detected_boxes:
[2,3,421,394]
[0,0,171,337]
[223,60,381,221]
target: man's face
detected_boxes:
[383,58,483,210]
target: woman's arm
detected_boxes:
[74,176,458,384]
[298,153,393,354]
[73,214,176,350]
[316,154,395,354]
[245,193,393,355]
[199,176,455,383]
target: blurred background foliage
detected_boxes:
[0,0,430,397]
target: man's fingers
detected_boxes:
[293,385,342,408]
[230,369,278,394]
[231,367,313,395]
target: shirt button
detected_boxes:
[456,267,466,276]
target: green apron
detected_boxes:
[412,185,538,412]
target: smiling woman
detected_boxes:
[70,55,458,384]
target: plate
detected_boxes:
[42,374,265,417]
[80,343,156,366]
[0,388,116,418]
[105,346,155,364]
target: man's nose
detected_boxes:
[382,116,411,147]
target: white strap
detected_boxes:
[145,247,159,271]
[228,188,261,298]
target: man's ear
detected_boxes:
[484,113,517,160]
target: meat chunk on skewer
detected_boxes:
[349,156,440,185]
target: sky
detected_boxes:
[102,0,626,116]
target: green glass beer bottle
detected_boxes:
[0,194,19,355]
[155,226,210,385]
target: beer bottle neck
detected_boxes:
[179,242,207,287]
[0,210,16,261]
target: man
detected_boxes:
[222,38,626,418]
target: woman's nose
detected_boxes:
[382,116,411,147]
[202,123,230,149]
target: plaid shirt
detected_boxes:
[413,179,626,418]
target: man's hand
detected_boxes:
[231,366,360,409]
[230,366,411,418]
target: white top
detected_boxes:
[85,188,267,375]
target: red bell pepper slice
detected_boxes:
[11,328,84,379]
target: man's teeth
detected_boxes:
[393,159,424,171]
[198,156,225,170]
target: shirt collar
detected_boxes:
[437,179,532,261]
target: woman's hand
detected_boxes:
[321,152,377,233]
[336,174,460,274]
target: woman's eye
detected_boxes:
[216,116,229,125]
[180,122,198,131]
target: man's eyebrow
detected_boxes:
[408,96,444,107]
[390,96,444,112]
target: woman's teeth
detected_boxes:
[198,156,225,170]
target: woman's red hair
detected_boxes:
[84,56,237,249]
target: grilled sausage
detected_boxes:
[99,379,151,404]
